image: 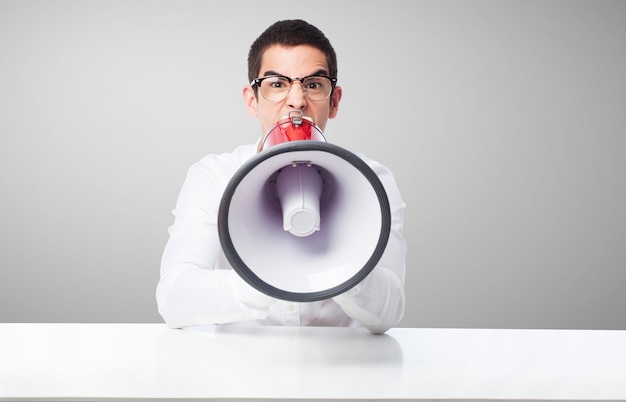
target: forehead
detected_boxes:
[259,44,329,77]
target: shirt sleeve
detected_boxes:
[156,145,275,328]
[333,156,407,335]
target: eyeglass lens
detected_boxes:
[259,76,333,102]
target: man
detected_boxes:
[156,19,406,334]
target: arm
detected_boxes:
[333,159,407,334]
[156,146,275,328]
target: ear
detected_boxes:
[243,85,258,118]
[328,85,342,119]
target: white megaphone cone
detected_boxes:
[218,112,391,302]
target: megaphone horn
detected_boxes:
[218,123,391,302]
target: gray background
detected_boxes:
[1,0,625,329]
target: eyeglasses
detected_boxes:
[251,74,337,102]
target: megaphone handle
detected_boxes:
[275,163,323,237]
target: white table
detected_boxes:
[1,323,625,401]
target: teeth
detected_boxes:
[280,115,313,122]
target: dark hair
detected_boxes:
[247,19,338,85]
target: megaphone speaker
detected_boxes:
[218,139,391,302]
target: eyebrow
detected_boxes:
[262,69,330,78]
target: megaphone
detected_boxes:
[218,112,391,302]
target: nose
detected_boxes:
[286,80,307,110]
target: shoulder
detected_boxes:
[190,143,257,176]
[173,143,258,211]
[179,143,257,194]
[354,150,405,208]
[353,151,392,178]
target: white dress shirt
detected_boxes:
[156,142,406,334]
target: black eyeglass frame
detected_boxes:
[250,74,338,101]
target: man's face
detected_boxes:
[243,44,342,136]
